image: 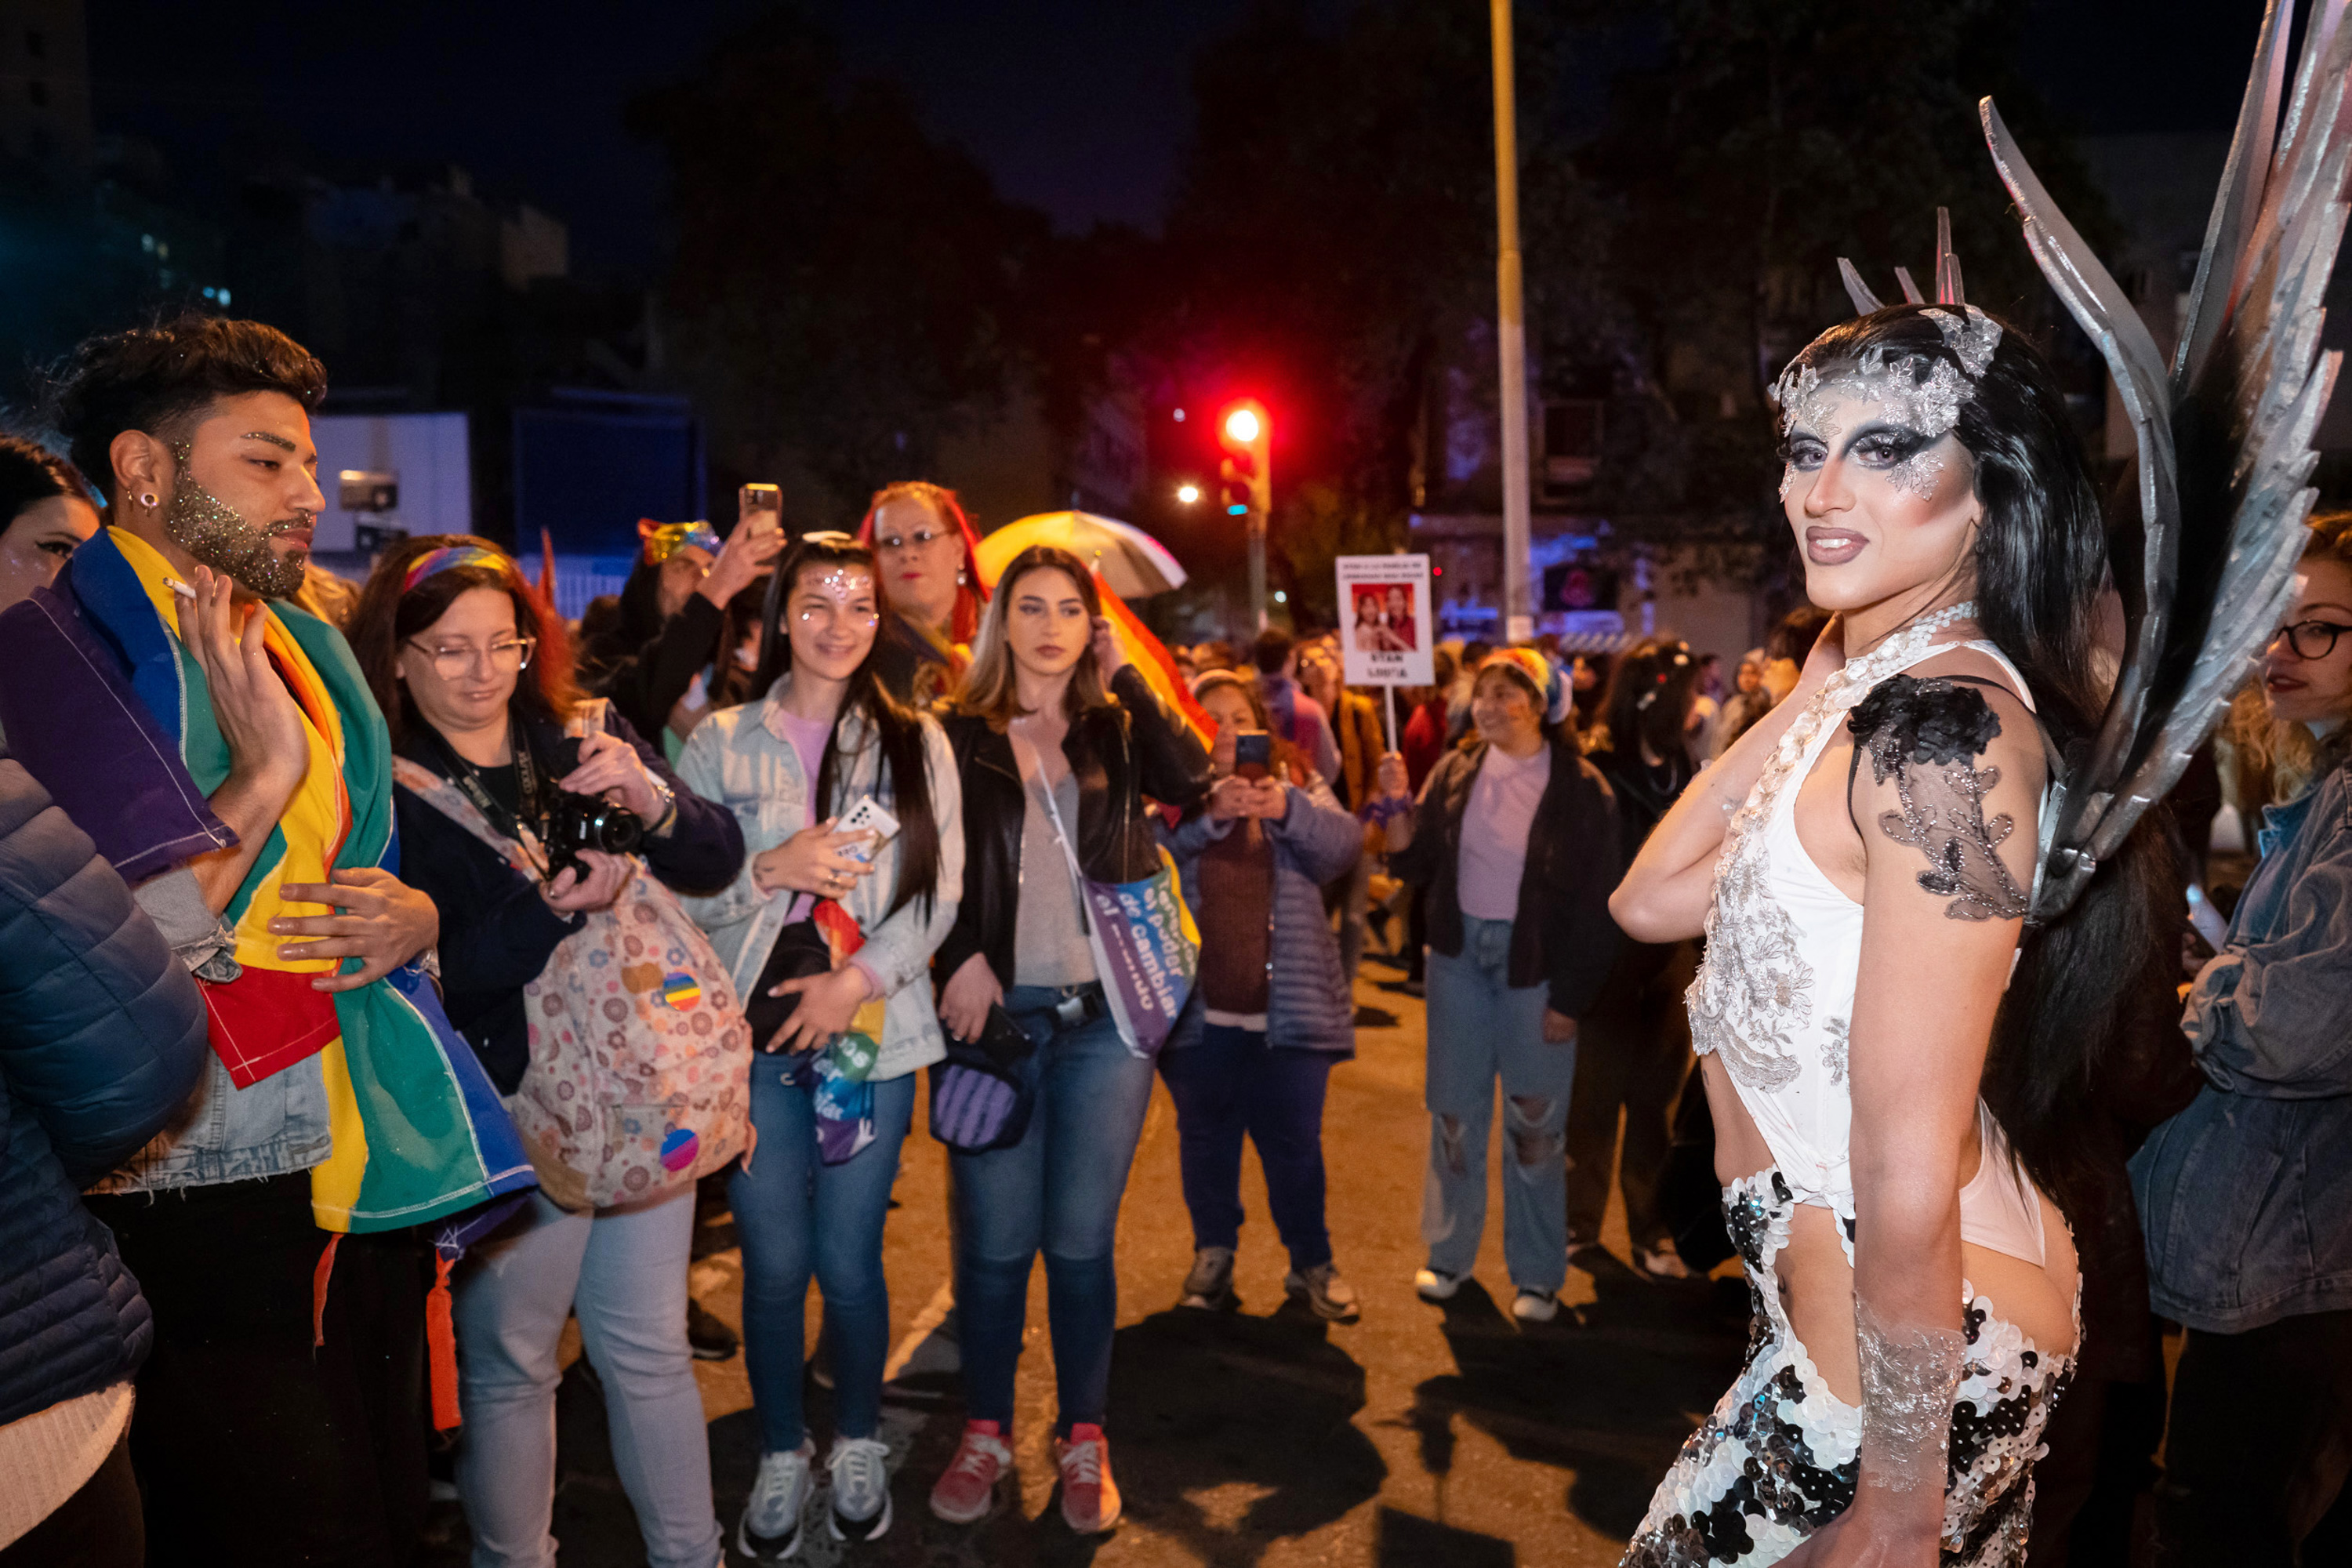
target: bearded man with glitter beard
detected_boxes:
[0,316,532,1566]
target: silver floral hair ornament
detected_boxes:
[1772,210,2003,503]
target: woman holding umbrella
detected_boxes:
[858,481,989,706]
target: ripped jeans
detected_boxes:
[1421,915,1575,1293]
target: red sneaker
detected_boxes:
[928,1420,1011,1525]
[1054,1423,1122,1534]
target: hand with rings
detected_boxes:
[751,818,879,899]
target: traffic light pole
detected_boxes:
[1249,513,1267,631]
[1491,0,1534,644]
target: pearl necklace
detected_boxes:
[1911,599,1978,637]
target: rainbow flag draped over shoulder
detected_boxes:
[0,528,533,1233]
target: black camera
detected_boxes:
[542,738,642,881]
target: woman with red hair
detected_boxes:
[857,481,988,705]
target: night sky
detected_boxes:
[85,0,2269,278]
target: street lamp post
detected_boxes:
[1490,0,1534,644]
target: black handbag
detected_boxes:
[743,918,833,1048]
[927,1004,1036,1153]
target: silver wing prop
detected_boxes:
[1981,0,2352,920]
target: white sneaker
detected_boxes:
[1512,1287,1561,1323]
[826,1434,893,1542]
[1414,1266,1461,1301]
[738,1441,814,1561]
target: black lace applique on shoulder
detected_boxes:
[1846,674,2031,922]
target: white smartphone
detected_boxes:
[833,795,901,862]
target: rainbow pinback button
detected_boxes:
[659,971,701,1010]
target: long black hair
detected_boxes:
[752,532,943,920]
[1596,638,1699,764]
[1787,305,2179,1215]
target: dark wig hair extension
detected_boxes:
[753,533,942,920]
[1786,304,2181,1218]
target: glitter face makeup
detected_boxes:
[163,441,312,598]
[793,567,879,628]
[1890,448,1947,502]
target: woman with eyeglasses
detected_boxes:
[855,481,989,706]
[348,535,744,1568]
[2132,510,2352,1562]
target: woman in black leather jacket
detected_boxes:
[924,546,1210,1535]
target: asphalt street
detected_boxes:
[422,953,1751,1566]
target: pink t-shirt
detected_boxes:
[1456,742,1552,920]
[771,710,835,926]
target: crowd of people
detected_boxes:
[0,307,2345,1568]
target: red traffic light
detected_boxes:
[1223,407,1261,444]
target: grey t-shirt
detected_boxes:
[1014,770,1097,989]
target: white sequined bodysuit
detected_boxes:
[1686,619,2049,1266]
[1627,617,2077,1568]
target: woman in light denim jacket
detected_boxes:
[2132,515,2352,1563]
[676,532,960,1559]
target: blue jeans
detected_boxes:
[951,985,1154,1434]
[728,1065,915,1455]
[1158,1025,1335,1270]
[453,1188,718,1568]
[1422,915,1575,1293]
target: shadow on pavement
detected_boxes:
[1375,1502,1517,1566]
[1404,1267,1747,1544]
[1104,1301,1388,1563]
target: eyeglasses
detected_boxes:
[874,528,950,553]
[406,636,537,680]
[2272,619,2352,660]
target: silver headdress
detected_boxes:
[1773,210,2002,501]
[1981,0,2352,920]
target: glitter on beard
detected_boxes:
[164,445,310,599]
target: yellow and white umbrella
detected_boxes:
[975,510,1188,600]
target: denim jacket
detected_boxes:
[674,684,963,1081]
[2132,759,2352,1333]
[85,866,332,1194]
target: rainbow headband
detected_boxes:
[403,545,509,593]
[639,518,723,564]
[1479,648,1574,727]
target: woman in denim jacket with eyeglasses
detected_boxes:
[2133,514,2352,1564]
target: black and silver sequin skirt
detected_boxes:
[1623,1171,2074,1566]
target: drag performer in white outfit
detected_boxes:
[1613,3,2352,1559]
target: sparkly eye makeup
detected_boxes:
[1777,419,1951,505]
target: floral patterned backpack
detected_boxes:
[392,746,750,1211]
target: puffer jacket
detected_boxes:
[0,760,209,1425]
[1160,775,1363,1055]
